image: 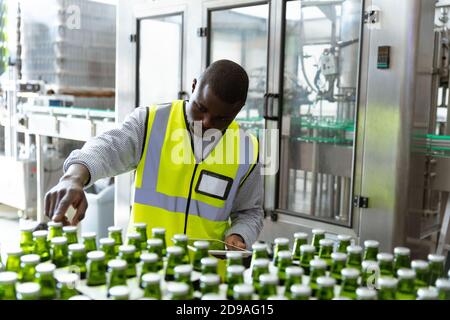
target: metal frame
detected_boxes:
[136,11,185,107]
[272,0,365,229]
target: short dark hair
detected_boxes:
[200,60,249,105]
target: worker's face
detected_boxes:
[187,79,243,134]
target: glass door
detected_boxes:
[278,0,363,226]
[137,13,184,107]
[207,2,270,134]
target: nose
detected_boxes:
[202,115,214,131]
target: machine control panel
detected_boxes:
[377,46,391,69]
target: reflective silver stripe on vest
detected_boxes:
[134,103,255,222]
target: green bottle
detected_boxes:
[417,287,439,300]
[165,246,184,281]
[35,263,57,300]
[428,254,445,286]
[108,226,123,255]
[316,276,336,300]
[396,269,416,300]
[109,286,130,300]
[20,225,35,254]
[56,273,79,300]
[140,253,159,288]
[82,233,97,253]
[86,251,107,286]
[436,279,450,300]
[226,251,243,268]
[233,284,254,300]
[68,244,87,279]
[284,266,303,299]
[310,259,327,296]
[51,237,69,268]
[167,282,190,300]
[292,233,308,261]
[330,252,347,285]
[356,287,377,300]
[193,241,210,272]
[226,265,245,300]
[201,257,218,275]
[363,240,379,261]
[377,253,394,277]
[200,274,220,296]
[0,272,18,300]
[276,251,292,285]
[63,226,78,246]
[273,238,289,266]
[152,228,167,256]
[107,259,127,293]
[127,233,143,261]
[299,245,315,275]
[394,247,411,272]
[346,246,363,272]
[290,284,311,300]
[0,245,3,272]
[19,254,40,283]
[340,268,360,300]
[361,260,379,288]
[251,259,270,292]
[47,221,63,241]
[99,238,116,264]
[147,238,164,270]
[118,245,137,278]
[16,282,40,300]
[410,261,429,292]
[5,248,23,272]
[142,273,161,299]
[311,229,325,253]
[318,239,334,269]
[258,273,278,300]
[134,223,148,251]
[377,277,398,300]
[33,230,50,262]
[174,264,194,298]
[172,234,190,265]
[336,235,352,254]
[251,243,269,267]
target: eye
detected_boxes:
[194,102,207,113]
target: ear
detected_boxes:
[192,79,198,94]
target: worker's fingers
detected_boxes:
[52,195,74,222]
[44,192,51,218]
[71,197,88,226]
[225,236,246,250]
[48,192,58,220]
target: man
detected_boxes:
[45,60,264,250]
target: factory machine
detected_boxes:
[114,0,450,262]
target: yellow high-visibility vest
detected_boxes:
[130,100,259,248]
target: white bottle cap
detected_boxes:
[174,264,193,275]
[193,241,209,249]
[68,244,85,252]
[140,253,158,263]
[173,234,188,242]
[127,233,141,240]
[377,253,394,262]
[227,265,245,275]
[108,259,127,270]
[33,230,48,238]
[99,238,115,246]
[274,238,289,245]
[310,259,327,269]
[253,259,270,268]
[312,229,325,235]
[167,282,189,295]
[233,284,254,296]
[397,269,415,279]
[259,273,278,285]
[300,245,316,253]
[428,254,445,263]
[166,246,183,256]
[0,272,18,283]
[411,260,429,270]
[142,273,161,284]
[319,239,334,247]
[356,287,377,300]
[147,239,163,246]
[35,263,56,274]
[108,226,122,233]
[81,232,96,239]
[134,223,147,229]
[341,268,360,279]
[317,276,336,287]
[394,247,410,256]
[277,251,292,260]
[87,251,105,261]
[109,286,130,299]
[201,257,218,266]
[119,245,136,254]
[331,252,347,261]
[347,245,363,254]
[226,251,243,260]
[378,277,398,288]
[364,240,379,248]
[436,278,450,290]
[20,254,40,264]
[290,284,311,296]
[16,282,40,295]
[48,221,63,228]
[294,232,308,240]
[417,287,439,300]
[286,266,304,277]
[252,243,268,251]
[51,237,68,245]
[63,226,77,233]
[200,274,220,285]
[337,235,352,241]
[152,228,166,235]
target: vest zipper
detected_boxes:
[184,163,199,234]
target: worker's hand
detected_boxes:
[44,164,89,226]
[225,234,246,251]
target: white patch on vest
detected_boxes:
[197,173,229,199]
